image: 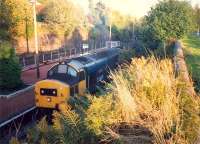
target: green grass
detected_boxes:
[182,35,200,92]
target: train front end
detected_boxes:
[34,48,120,110]
[35,79,70,109]
[34,61,86,109]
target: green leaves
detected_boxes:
[0,41,13,59]
[142,0,193,51]
[1,0,33,39]
[0,41,22,89]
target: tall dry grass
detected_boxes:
[111,57,181,143]
[86,57,200,144]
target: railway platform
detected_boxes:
[21,62,56,85]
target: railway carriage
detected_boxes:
[35,48,120,109]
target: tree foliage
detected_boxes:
[141,0,193,50]
[89,1,107,25]
[0,0,33,40]
[42,0,83,37]
[0,41,21,89]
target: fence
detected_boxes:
[18,41,122,70]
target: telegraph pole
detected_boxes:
[31,0,40,78]
[109,11,112,41]
[109,23,112,41]
[108,8,112,48]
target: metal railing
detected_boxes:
[18,41,122,71]
[19,48,89,71]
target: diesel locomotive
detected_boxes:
[35,48,120,109]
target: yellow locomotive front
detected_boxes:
[35,61,86,109]
[35,80,70,109]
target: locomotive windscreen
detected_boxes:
[47,64,79,85]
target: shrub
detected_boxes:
[0,41,22,89]
[85,94,121,136]
[119,48,135,62]
[26,98,98,144]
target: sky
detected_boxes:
[73,0,200,18]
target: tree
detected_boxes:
[0,41,22,89]
[42,0,83,37]
[1,0,33,40]
[143,0,193,51]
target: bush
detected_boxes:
[0,41,22,89]
[119,48,135,62]
[26,97,98,144]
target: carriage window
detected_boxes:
[68,67,77,77]
[58,65,67,74]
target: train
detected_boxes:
[35,48,120,110]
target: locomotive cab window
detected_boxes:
[67,67,77,77]
[58,65,67,74]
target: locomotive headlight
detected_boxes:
[53,90,56,95]
[41,90,44,94]
[47,98,51,102]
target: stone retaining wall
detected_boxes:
[173,41,196,96]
